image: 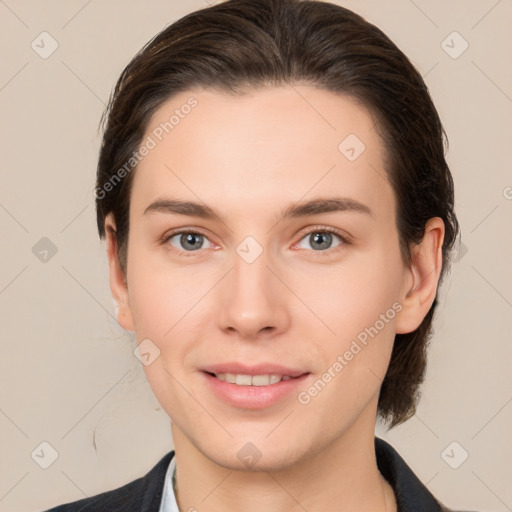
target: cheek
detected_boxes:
[125,253,212,383]
[126,245,203,337]
[127,265,199,414]
[299,244,403,394]
[301,249,403,339]
[297,270,399,428]
[128,278,173,338]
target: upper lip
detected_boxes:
[202,363,308,378]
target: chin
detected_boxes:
[199,437,309,473]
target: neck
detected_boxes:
[170,411,397,512]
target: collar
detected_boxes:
[375,437,443,511]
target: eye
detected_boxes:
[295,227,347,252]
[162,226,349,256]
[164,231,214,253]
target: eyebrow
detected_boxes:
[143,197,372,221]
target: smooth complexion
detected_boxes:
[105,85,444,512]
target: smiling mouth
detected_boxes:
[204,371,307,386]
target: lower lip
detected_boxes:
[201,372,311,409]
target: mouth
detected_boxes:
[203,371,306,386]
[200,366,312,409]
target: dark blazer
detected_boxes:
[43,437,474,512]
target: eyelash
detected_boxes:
[161,225,350,258]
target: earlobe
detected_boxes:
[104,213,134,332]
[395,217,445,334]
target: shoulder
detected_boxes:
[375,437,479,512]
[43,450,174,512]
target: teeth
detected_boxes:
[224,373,236,384]
[269,374,283,384]
[215,373,294,386]
[235,374,252,385]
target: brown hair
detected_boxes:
[95,0,459,428]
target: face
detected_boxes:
[110,85,419,471]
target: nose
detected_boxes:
[217,246,290,340]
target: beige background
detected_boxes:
[0,0,511,511]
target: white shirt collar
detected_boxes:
[159,455,180,512]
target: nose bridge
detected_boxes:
[233,239,271,295]
[231,236,276,311]
[217,235,288,337]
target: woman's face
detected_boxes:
[111,85,417,470]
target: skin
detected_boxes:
[105,85,444,512]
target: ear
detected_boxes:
[395,217,445,334]
[104,213,134,332]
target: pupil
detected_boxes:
[312,232,331,250]
[182,233,202,250]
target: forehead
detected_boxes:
[131,85,393,220]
